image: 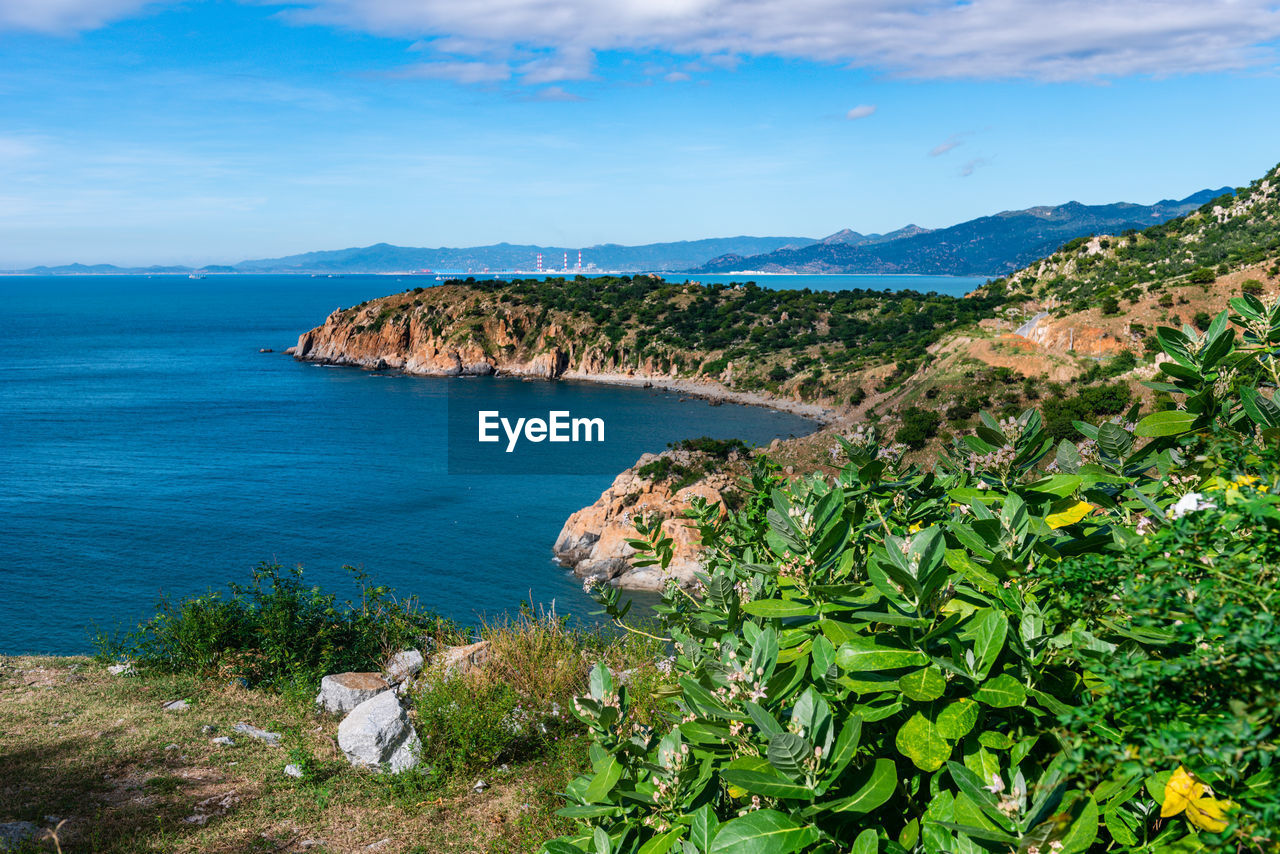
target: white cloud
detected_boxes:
[382,60,511,84]
[960,156,990,176]
[665,71,691,82]
[929,133,968,156]
[846,104,876,120]
[0,0,165,33]
[275,0,1280,82]
[524,85,585,101]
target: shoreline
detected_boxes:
[290,350,841,427]
[557,369,840,425]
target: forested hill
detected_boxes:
[291,275,1007,408]
[693,188,1228,276]
[996,163,1280,309]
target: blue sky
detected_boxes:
[2,0,1280,267]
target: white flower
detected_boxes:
[983,773,1005,794]
[1169,491,1215,519]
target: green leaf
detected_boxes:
[973,674,1026,708]
[594,826,612,854]
[1104,807,1138,847]
[836,637,928,672]
[1134,410,1196,438]
[824,713,863,783]
[851,828,878,854]
[639,829,685,854]
[822,758,897,814]
[898,667,946,702]
[965,609,1007,678]
[556,804,623,819]
[766,731,812,780]
[1060,798,1099,854]
[543,839,588,854]
[1096,422,1132,461]
[583,755,623,803]
[742,599,815,618]
[1155,326,1198,368]
[589,662,613,702]
[721,769,814,800]
[935,699,979,740]
[978,731,1013,750]
[896,712,951,771]
[690,805,719,852]
[708,810,818,854]
[745,702,783,737]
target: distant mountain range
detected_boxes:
[692,189,1231,276]
[7,187,1229,277]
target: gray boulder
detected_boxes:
[383,649,425,686]
[0,822,40,853]
[315,672,389,715]
[337,691,421,773]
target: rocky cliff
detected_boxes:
[288,286,581,378]
[553,451,733,590]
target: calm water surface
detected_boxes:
[1,275,825,653]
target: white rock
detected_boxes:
[162,699,190,712]
[232,722,282,746]
[212,736,235,746]
[315,672,390,715]
[337,691,421,774]
[472,779,489,793]
[165,743,180,751]
[107,663,135,676]
[283,764,305,779]
[383,649,425,685]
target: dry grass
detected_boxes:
[0,655,588,854]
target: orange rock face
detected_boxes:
[554,452,729,591]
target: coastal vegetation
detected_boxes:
[12,163,1280,854]
[332,274,1009,409]
[559,290,1280,854]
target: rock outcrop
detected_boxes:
[337,691,422,774]
[383,649,425,687]
[288,289,590,380]
[554,452,730,590]
[316,672,390,715]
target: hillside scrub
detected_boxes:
[335,275,1010,404]
[1002,163,1280,310]
[552,290,1280,854]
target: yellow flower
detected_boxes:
[1045,501,1093,529]
[1234,474,1260,487]
[1162,766,1235,833]
[908,522,923,534]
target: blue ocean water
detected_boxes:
[666,273,989,296]
[457,272,989,297]
[0,275,824,654]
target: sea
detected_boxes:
[0,273,985,654]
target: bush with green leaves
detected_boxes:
[98,562,463,690]
[543,292,1280,854]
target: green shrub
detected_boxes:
[98,563,463,690]
[546,291,1280,854]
